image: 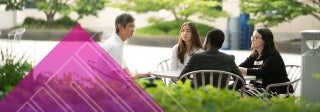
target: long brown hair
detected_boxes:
[250,28,278,58]
[177,22,203,64]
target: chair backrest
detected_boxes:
[265,78,301,98]
[262,65,301,98]
[246,65,302,99]
[179,70,246,96]
[156,59,170,70]
[8,28,26,40]
[285,65,301,91]
[156,59,171,85]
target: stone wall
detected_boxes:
[276,41,300,54]
[0,29,102,41]
[128,36,301,54]
[0,30,300,54]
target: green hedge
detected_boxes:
[135,20,214,38]
[138,80,320,111]
[22,16,77,29]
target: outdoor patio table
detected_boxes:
[152,70,256,81]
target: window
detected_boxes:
[25,0,37,9]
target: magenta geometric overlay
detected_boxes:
[0,24,163,112]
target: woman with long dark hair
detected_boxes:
[238,28,293,96]
[170,22,203,70]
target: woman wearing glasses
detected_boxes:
[238,28,293,97]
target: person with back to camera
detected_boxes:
[167,22,203,83]
[178,29,244,90]
[238,28,293,97]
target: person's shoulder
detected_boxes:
[194,47,204,53]
[102,38,113,45]
[171,44,179,51]
[191,51,206,58]
[189,53,202,61]
[266,49,281,57]
[103,34,115,43]
[102,38,118,49]
[172,44,179,48]
[219,52,236,60]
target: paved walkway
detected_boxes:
[0,39,302,95]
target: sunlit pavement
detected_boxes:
[0,39,302,95]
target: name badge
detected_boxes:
[254,60,263,66]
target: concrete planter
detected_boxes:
[277,41,300,54]
[0,29,102,41]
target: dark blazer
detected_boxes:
[239,50,293,94]
[179,48,244,90]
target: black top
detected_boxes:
[239,50,293,94]
[179,48,244,90]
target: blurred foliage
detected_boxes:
[109,0,228,21]
[0,0,109,28]
[22,16,77,29]
[0,0,25,10]
[240,0,320,27]
[313,73,320,80]
[35,0,108,28]
[138,79,320,111]
[0,48,32,99]
[135,20,214,38]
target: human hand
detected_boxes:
[132,70,151,79]
[138,71,151,78]
[238,67,247,75]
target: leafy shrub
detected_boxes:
[138,80,320,111]
[22,16,77,29]
[135,25,167,36]
[22,17,47,29]
[135,20,213,38]
[55,16,77,28]
[0,48,32,99]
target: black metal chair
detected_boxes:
[263,65,302,97]
[179,70,246,96]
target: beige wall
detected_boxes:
[220,0,320,41]
[0,5,15,29]
[1,1,319,41]
[270,15,320,42]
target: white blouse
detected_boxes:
[170,44,203,70]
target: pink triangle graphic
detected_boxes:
[0,24,163,112]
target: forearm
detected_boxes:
[124,68,150,79]
[238,67,247,75]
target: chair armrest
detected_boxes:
[265,78,301,96]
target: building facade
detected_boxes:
[0,0,319,42]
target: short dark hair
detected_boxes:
[204,29,225,50]
[115,13,135,33]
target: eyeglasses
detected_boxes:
[251,36,262,41]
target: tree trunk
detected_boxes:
[184,15,189,21]
[311,13,320,22]
[310,0,320,22]
[46,13,55,28]
[171,8,179,20]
